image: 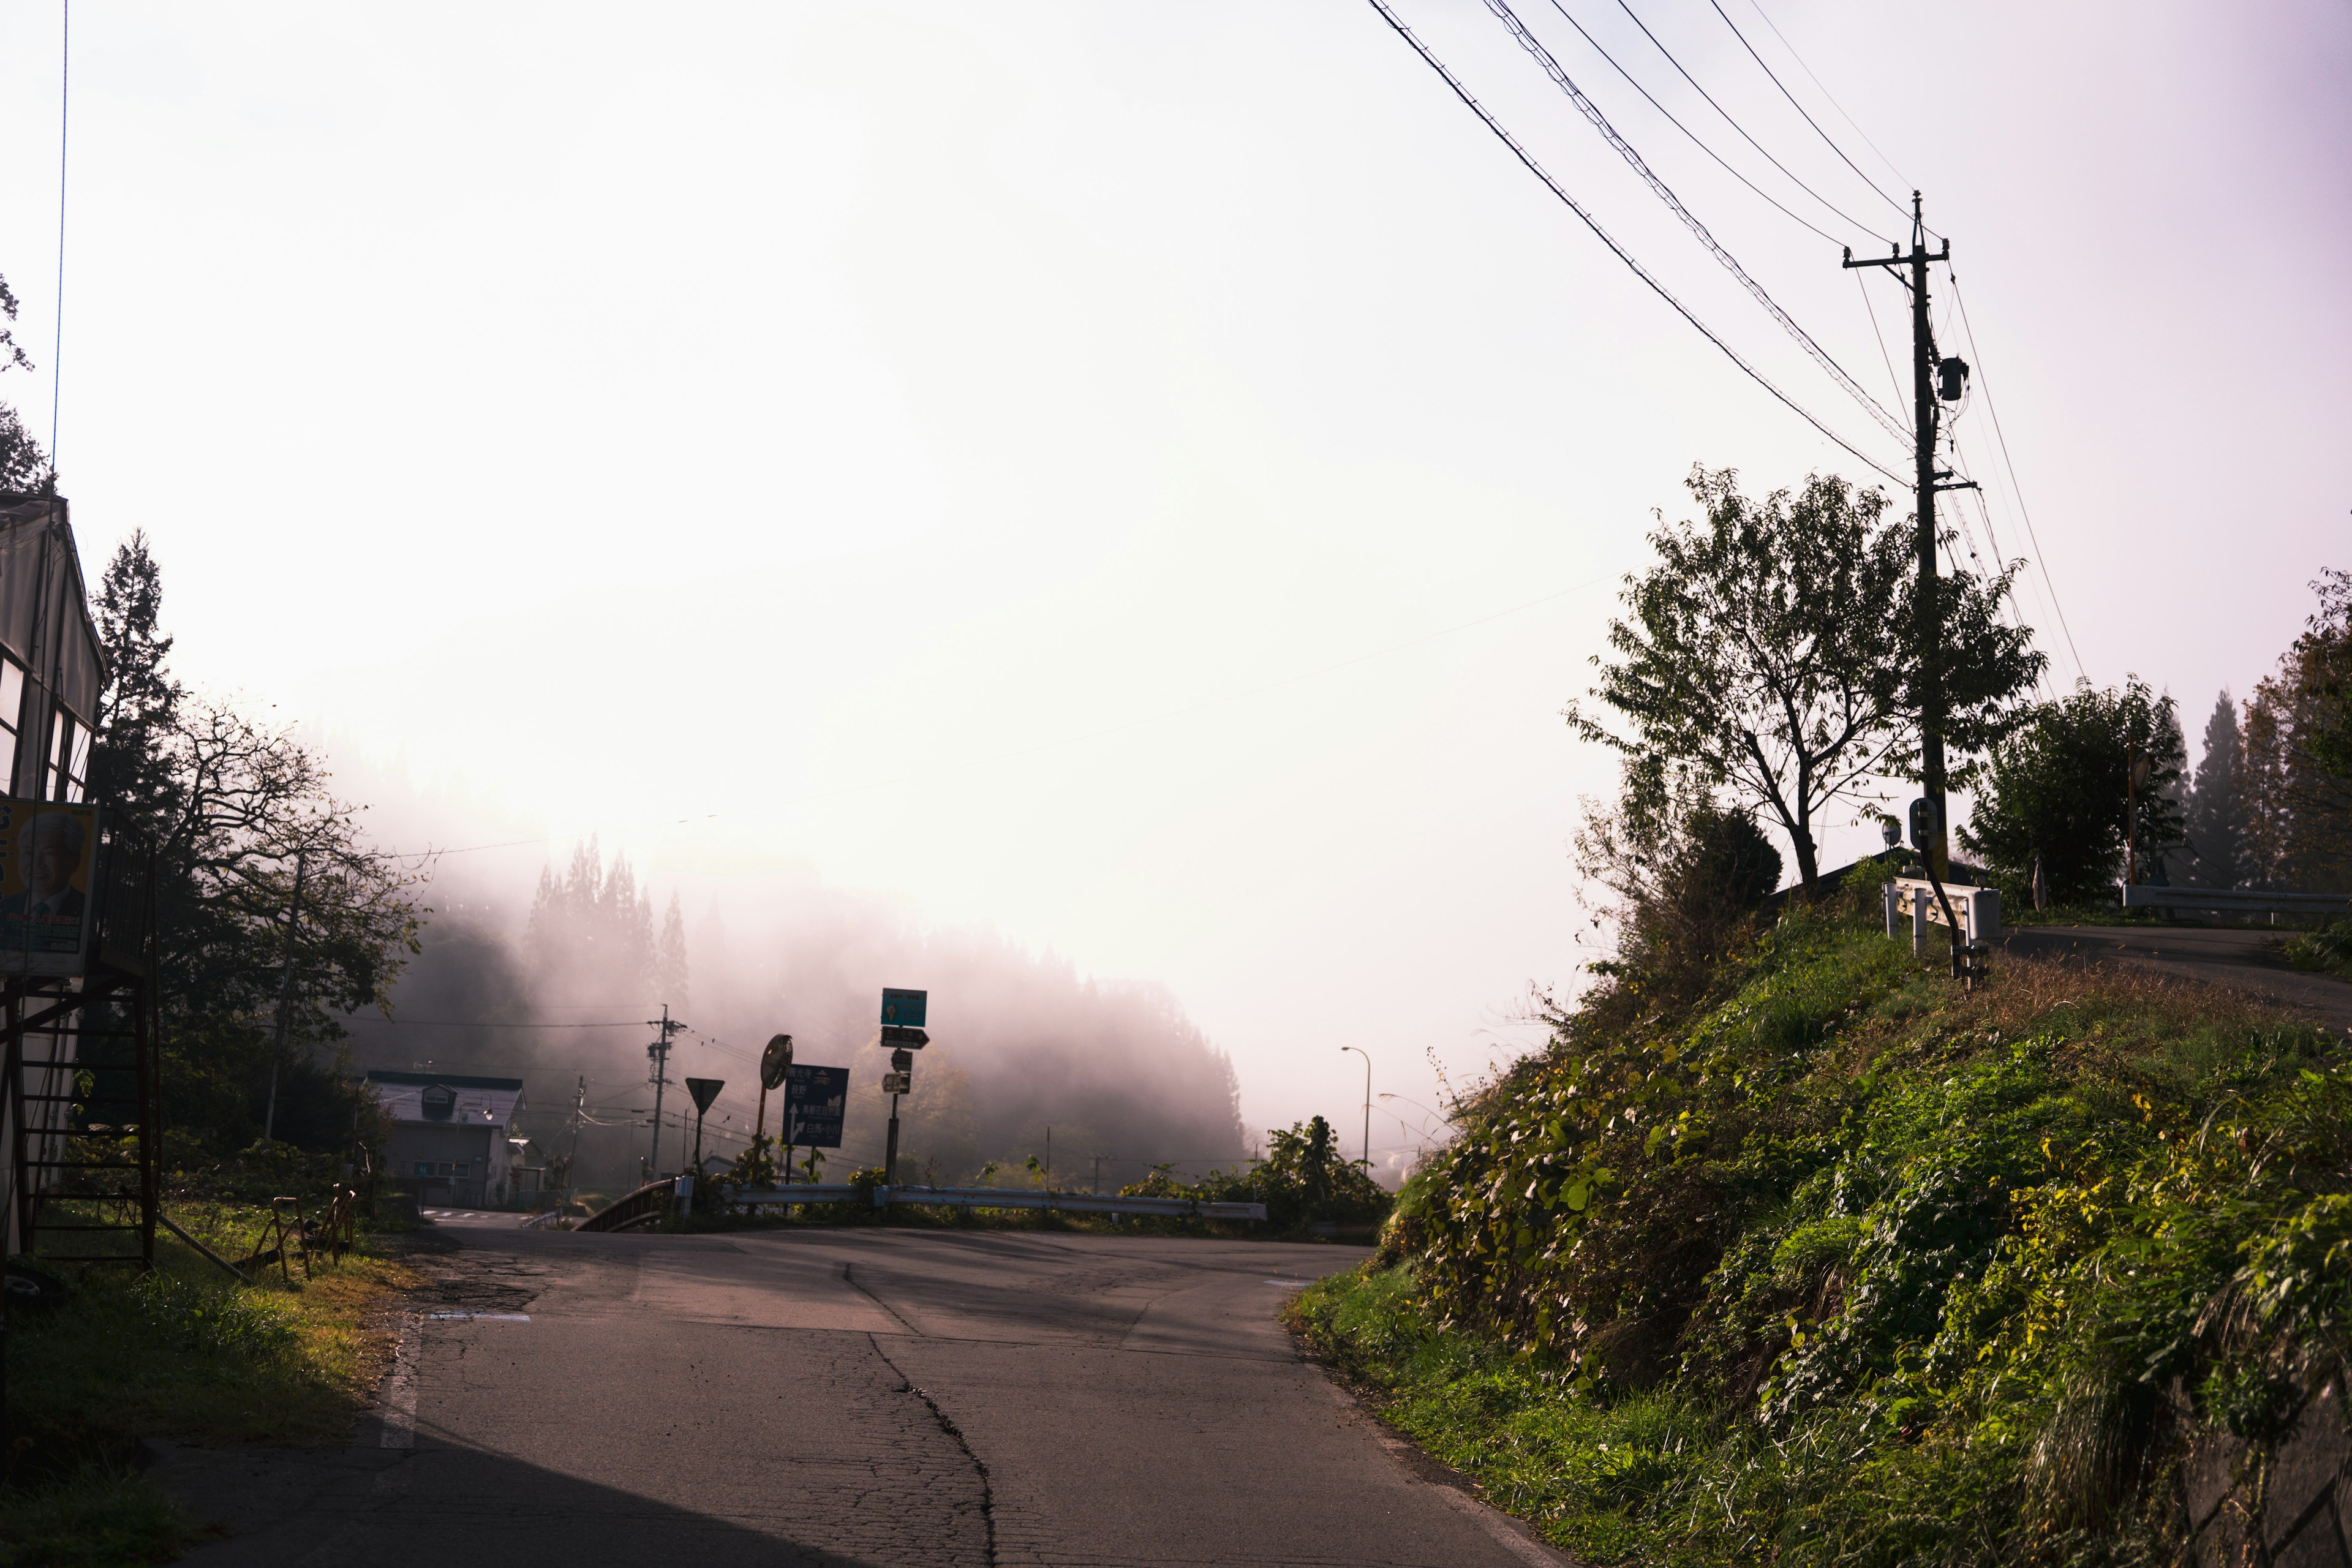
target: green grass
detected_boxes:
[1301,910,2351,1567]
[2,1201,418,1568]
[2282,919,2352,979]
[0,1468,200,1568]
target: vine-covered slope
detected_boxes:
[1297,903,2352,1566]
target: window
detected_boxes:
[0,657,21,795]
[62,723,89,803]
[43,713,67,802]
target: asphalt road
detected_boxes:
[2000,924,2352,1030]
[159,1226,1566,1568]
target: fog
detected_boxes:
[333,752,1248,1195]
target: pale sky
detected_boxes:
[2,1,2346,1166]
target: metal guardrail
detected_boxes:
[727,1183,1267,1222]
[2121,884,2352,918]
[574,1180,674,1233]
[1888,878,2002,945]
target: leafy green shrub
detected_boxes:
[1305,900,2352,1566]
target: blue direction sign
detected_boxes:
[782,1065,849,1149]
[880,989,927,1028]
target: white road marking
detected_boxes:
[426,1311,530,1321]
[379,1317,419,1449]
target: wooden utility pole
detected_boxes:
[645,1005,683,1180]
[1846,195,1983,981]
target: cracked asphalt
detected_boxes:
[158,1226,1567,1567]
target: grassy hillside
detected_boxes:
[1293,890,2352,1566]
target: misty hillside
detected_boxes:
[339,839,1246,1194]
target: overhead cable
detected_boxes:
[1483,0,1910,447]
[1537,0,1844,246]
[1852,268,1909,432]
[1361,0,1904,487]
[1949,273,2084,680]
[1739,0,1916,198]
[1608,0,1890,244]
[1703,0,1912,225]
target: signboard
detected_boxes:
[780,1065,849,1149]
[0,799,100,975]
[881,1071,910,1096]
[880,989,927,1027]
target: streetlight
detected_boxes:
[1340,1047,1371,1171]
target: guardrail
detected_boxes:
[1887,878,2002,948]
[2120,885,2352,919]
[727,1183,1267,1222]
[574,1180,674,1233]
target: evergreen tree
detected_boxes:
[655,892,688,1013]
[526,837,655,1007]
[2182,691,2247,889]
[84,533,423,1154]
[89,530,186,818]
[0,272,50,492]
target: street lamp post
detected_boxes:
[1340,1047,1371,1172]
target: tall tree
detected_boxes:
[2242,626,2352,893]
[0,271,50,492]
[86,534,426,1151]
[2293,569,2352,785]
[2182,691,2248,890]
[1958,678,2185,906]
[655,892,688,1013]
[526,837,654,1008]
[1569,467,2042,892]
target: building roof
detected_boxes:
[362,1069,525,1128]
[0,493,108,726]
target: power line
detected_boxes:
[1361,0,1904,488]
[1704,0,1912,225]
[1536,0,1843,246]
[1852,268,1908,431]
[1483,0,1911,447]
[1949,272,2084,681]
[48,0,68,476]
[1738,0,1915,197]
[1607,0,1891,244]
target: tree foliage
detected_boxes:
[1956,677,2184,907]
[1569,467,2041,893]
[0,271,53,492]
[2182,690,2248,890]
[89,533,425,1155]
[1575,780,1781,1004]
[2291,570,2352,786]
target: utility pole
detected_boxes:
[1846,194,1981,981]
[646,1005,684,1180]
[262,850,307,1144]
[565,1074,585,1209]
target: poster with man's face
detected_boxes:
[0,799,100,972]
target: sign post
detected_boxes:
[781,1064,848,1184]
[878,990,925,1184]
[684,1077,724,1174]
[756,1034,791,1178]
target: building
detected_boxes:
[364,1070,527,1208]
[2,492,148,1262]
[0,494,104,805]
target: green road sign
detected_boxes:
[881,989,927,1027]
